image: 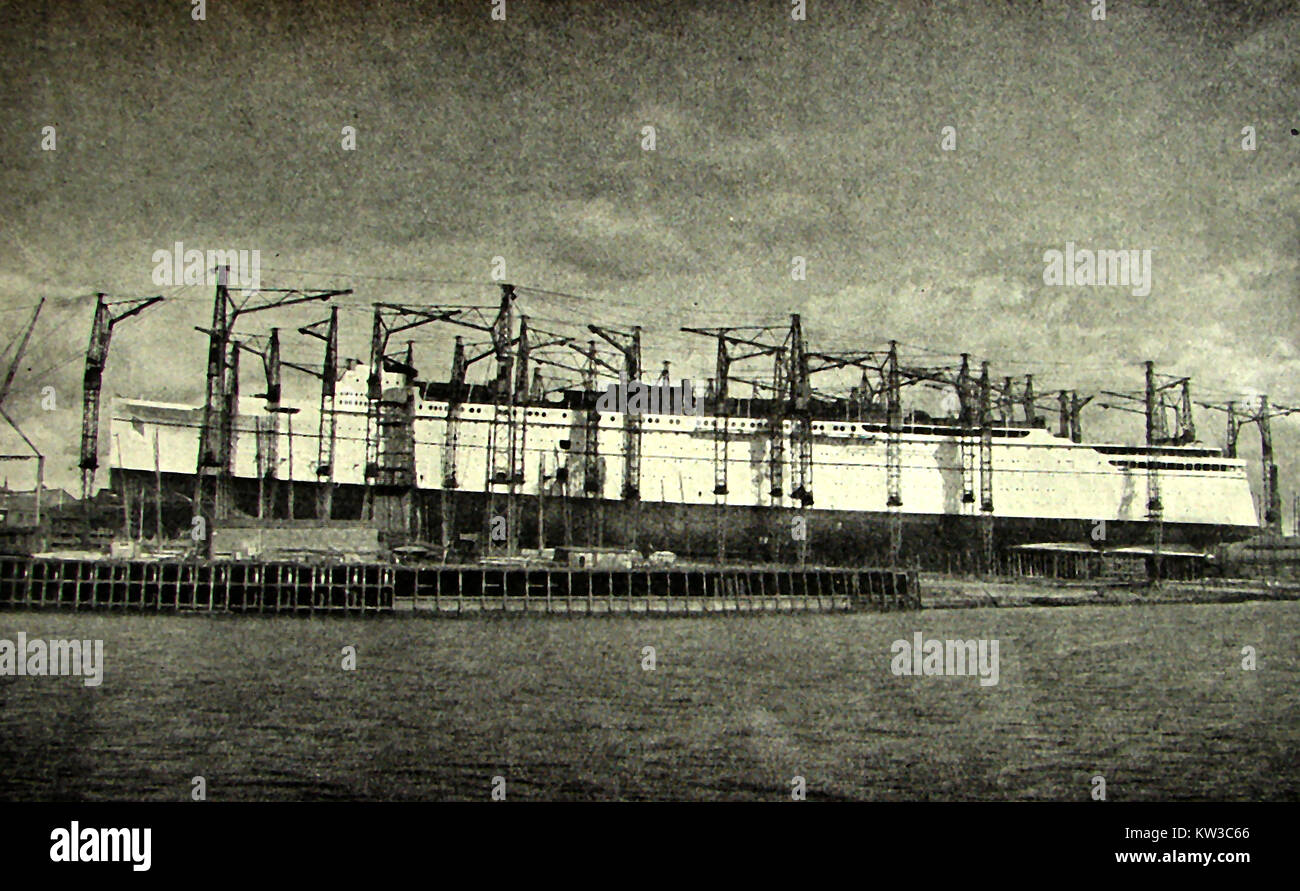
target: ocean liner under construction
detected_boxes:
[106,282,1259,567]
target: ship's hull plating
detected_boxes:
[112,470,1253,567]
[108,369,1260,565]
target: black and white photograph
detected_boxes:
[0,0,1295,873]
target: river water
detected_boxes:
[0,601,1295,801]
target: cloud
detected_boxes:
[0,0,1297,494]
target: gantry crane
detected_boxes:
[360,302,467,537]
[530,339,608,549]
[298,307,340,520]
[1195,394,1300,534]
[79,293,164,510]
[587,324,643,548]
[407,286,568,553]
[683,318,811,562]
[1096,362,1204,579]
[0,299,46,529]
[198,326,328,521]
[194,268,349,525]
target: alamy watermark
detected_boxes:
[890,633,999,686]
[595,372,701,416]
[49,822,150,871]
[0,633,103,686]
[151,241,261,291]
[1042,242,1152,297]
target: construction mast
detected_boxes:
[978,361,994,573]
[200,327,326,521]
[79,293,163,518]
[682,322,798,562]
[589,323,642,551]
[299,307,340,520]
[885,341,903,565]
[788,315,814,568]
[361,303,464,538]
[193,270,349,527]
[0,299,47,531]
[1198,395,1299,534]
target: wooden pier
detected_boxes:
[0,557,919,616]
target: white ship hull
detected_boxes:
[107,361,1259,564]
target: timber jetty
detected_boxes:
[0,556,919,617]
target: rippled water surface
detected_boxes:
[0,601,1296,800]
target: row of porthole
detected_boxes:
[1110,460,1236,473]
[324,405,1008,440]
[420,407,701,424]
[355,410,1033,441]
[296,411,1221,468]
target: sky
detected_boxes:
[0,0,1296,506]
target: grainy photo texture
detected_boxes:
[0,0,1296,818]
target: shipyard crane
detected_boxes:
[977,360,995,572]
[0,299,46,527]
[381,287,570,553]
[198,326,327,521]
[902,356,1095,572]
[1099,364,1197,446]
[370,292,522,548]
[0,300,43,408]
[996,376,1012,424]
[682,320,808,562]
[786,316,813,518]
[892,355,980,515]
[979,377,1093,440]
[810,340,912,565]
[1096,362,1203,578]
[764,341,1094,570]
[803,347,892,423]
[298,308,339,520]
[885,342,903,565]
[530,340,609,549]
[1194,395,1300,533]
[686,322,1000,566]
[408,287,570,553]
[194,269,350,525]
[573,338,605,546]
[884,351,996,568]
[682,326,789,488]
[359,302,471,539]
[983,374,1050,430]
[494,314,569,552]
[908,354,1002,570]
[1054,390,1094,442]
[590,322,644,548]
[587,324,643,548]
[79,294,164,508]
